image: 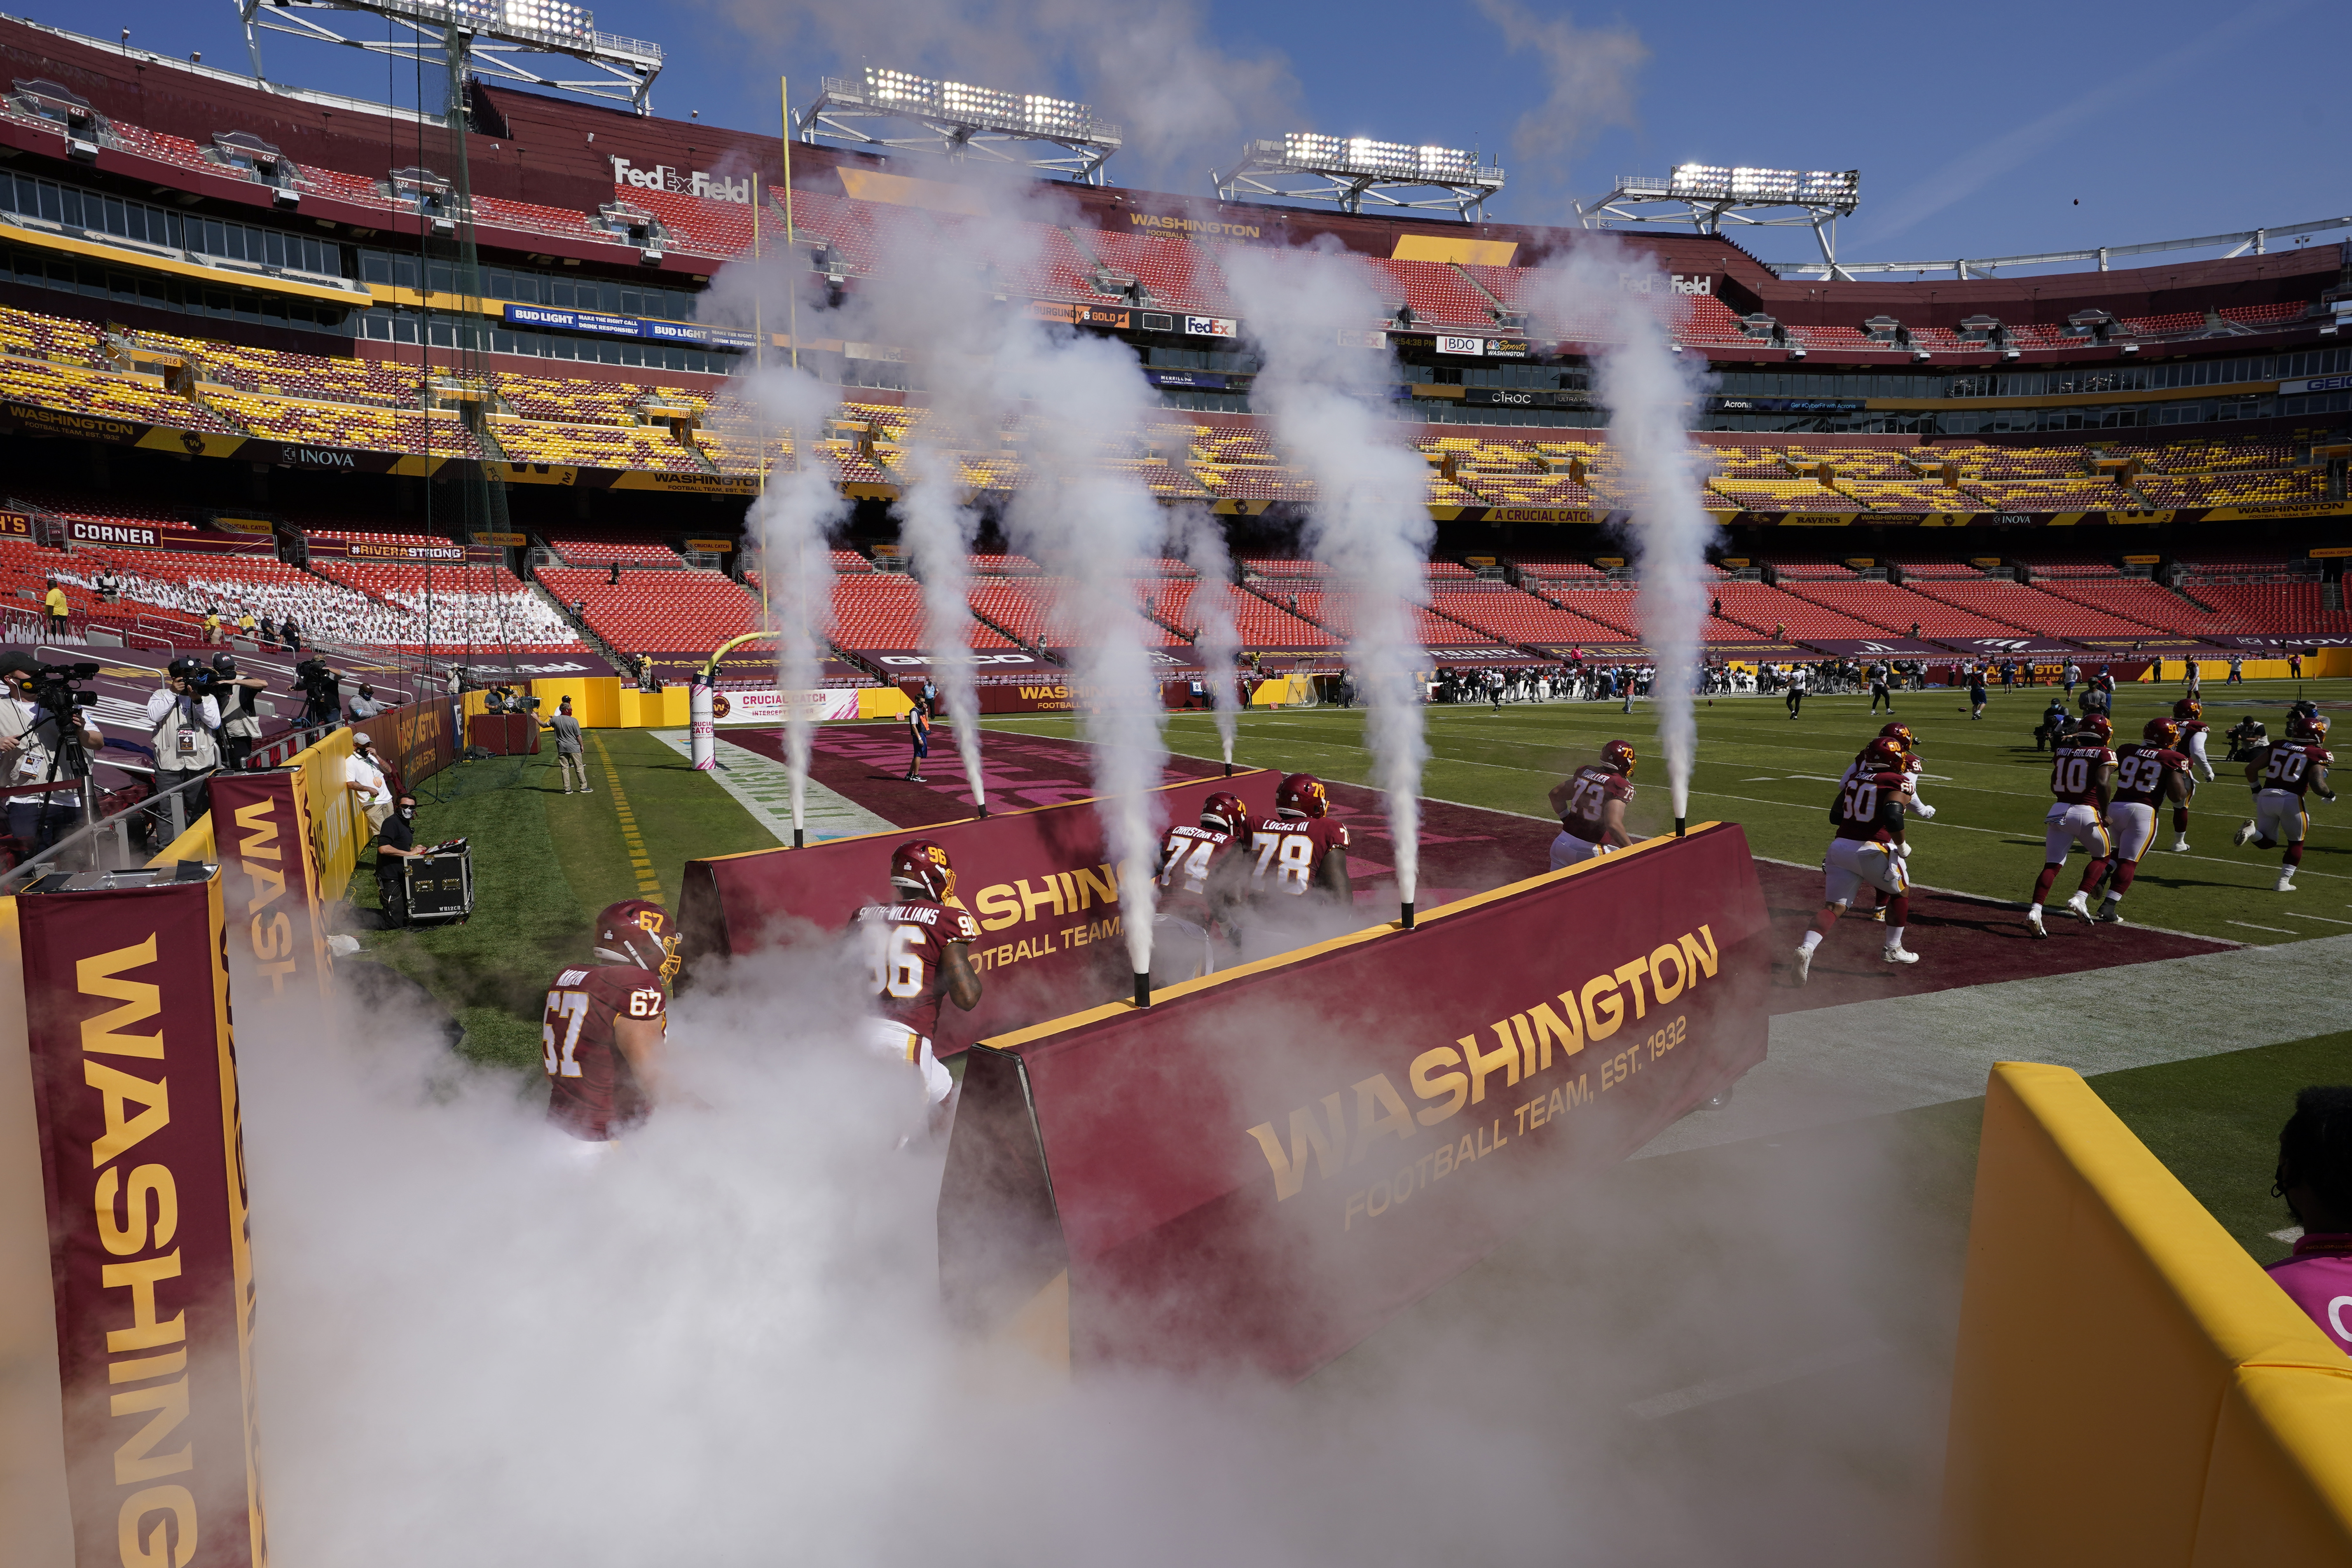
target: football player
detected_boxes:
[1547,740,1637,869]
[2026,714,2116,936]
[2097,718,2192,924]
[1846,722,1938,820]
[858,840,983,1106]
[2232,715,2334,893]
[1247,773,1351,902]
[542,899,679,1151]
[1795,736,1919,984]
[2173,697,2214,784]
[1153,789,1251,984]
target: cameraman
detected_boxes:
[0,652,103,852]
[145,657,222,820]
[211,653,267,772]
[295,658,343,730]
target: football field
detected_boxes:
[985,675,2352,949]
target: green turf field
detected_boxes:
[985,676,2350,948]
[337,728,780,1070]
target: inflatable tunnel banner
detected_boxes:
[209,770,335,1006]
[939,823,1774,1381]
[678,770,1271,1053]
[8,877,265,1568]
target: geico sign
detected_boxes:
[876,653,1037,666]
[608,156,750,205]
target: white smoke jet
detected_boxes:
[997,328,1171,985]
[1170,506,1241,768]
[1523,241,1717,824]
[736,364,846,845]
[900,449,990,811]
[1221,246,1432,911]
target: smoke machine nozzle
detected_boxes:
[1674,816,1687,838]
[792,828,805,850]
[1399,900,1415,931]
[1133,972,1151,1009]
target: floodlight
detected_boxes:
[1217,131,1505,221]
[1583,163,1861,276]
[798,68,1121,183]
[237,0,662,112]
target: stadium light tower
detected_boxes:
[232,0,665,115]
[1213,134,1505,222]
[796,68,1122,185]
[1579,165,1860,278]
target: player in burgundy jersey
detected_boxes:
[2231,715,2334,892]
[1844,722,1938,820]
[1547,740,1637,869]
[542,899,678,1149]
[1246,773,1351,903]
[2096,718,2193,924]
[1153,789,1250,984]
[2026,714,2116,936]
[2173,697,2214,786]
[858,840,983,1107]
[1794,737,1919,984]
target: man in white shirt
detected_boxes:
[344,731,394,833]
[145,657,222,824]
[0,651,103,851]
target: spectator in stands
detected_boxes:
[238,607,256,639]
[257,613,277,644]
[545,697,589,794]
[2265,1086,2352,1354]
[211,654,267,772]
[1711,594,1722,618]
[0,651,103,853]
[1910,622,1921,641]
[280,615,302,652]
[347,683,386,723]
[147,658,223,824]
[204,609,223,646]
[96,570,119,604]
[344,732,395,833]
[43,579,68,639]
[607,561,622,586]
[373,792,425,929]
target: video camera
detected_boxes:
[27,660,101,713]
[293,657,340,700]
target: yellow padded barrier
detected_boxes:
[1942,1063,2352,1567]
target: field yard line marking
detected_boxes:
[589,733,665,901]
[648,730,885,845]
[2225,921,2296,934]
[1627,1340,1893,1421]
[1742,776,1778,782]
[2279,911,2352,926]
[1641,933,2352,1160]
[1747,853,2243,947]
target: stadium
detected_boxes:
[0,2,2345,1564]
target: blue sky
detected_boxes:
[39,0,2338,269]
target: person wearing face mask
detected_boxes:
[373,791,426,929]
[146,657,223,822]
[345,731,395,833]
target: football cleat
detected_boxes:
[1912,802,1936,819]
[2095,901,2123,924]
[2026,910,2048,939]
[1793,945,1813,985]
[2232,820,2258,846]
[1883,945,1919,965]
[2171,837,2190,852]
[2064,892,2093,922]
[2276,875,2297,893]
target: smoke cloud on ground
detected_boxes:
[240,918,1958,1567]
[1222,246,1432,906]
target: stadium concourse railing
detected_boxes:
[1942,1064,2352,1564]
